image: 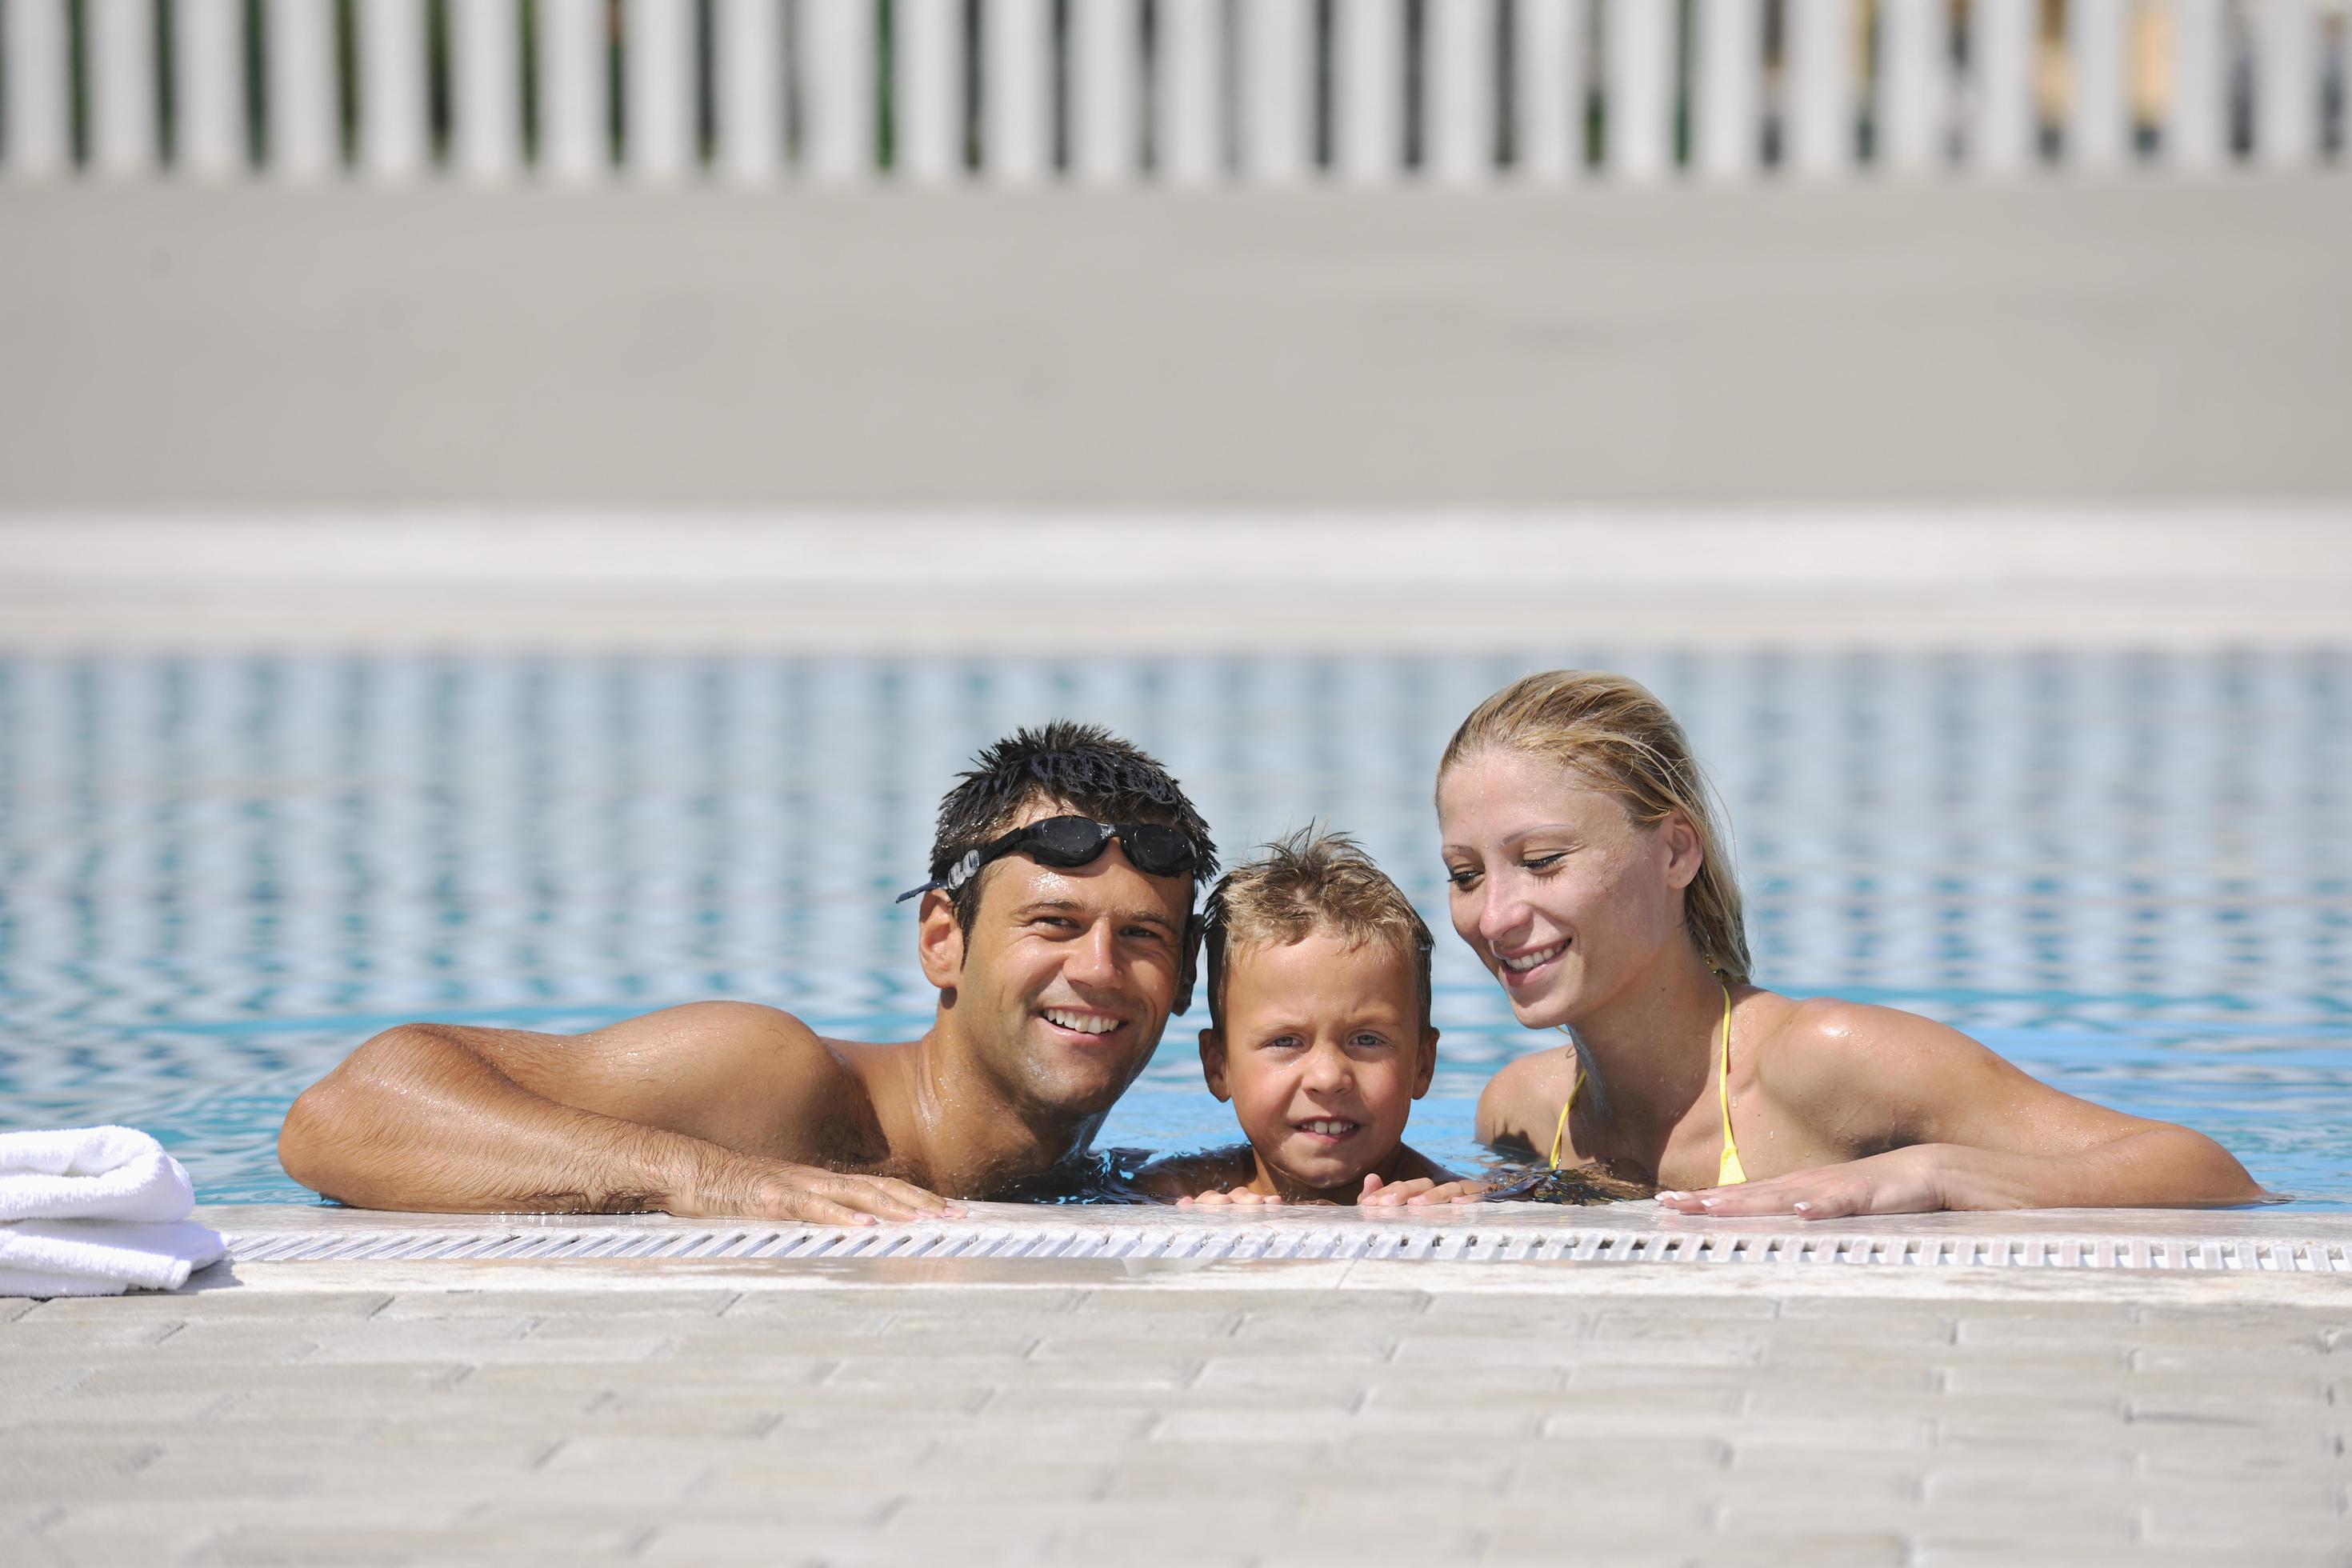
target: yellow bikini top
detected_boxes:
[1548,982,1748,1187]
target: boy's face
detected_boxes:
[1200,928,1438,1197]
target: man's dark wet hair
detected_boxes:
[927,722,1218,943]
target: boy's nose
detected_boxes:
[1302,1042,1351,1092]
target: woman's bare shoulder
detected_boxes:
[1475,1046,1578,1152]
[1746,990,2027,1150]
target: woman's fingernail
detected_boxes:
[1658,1191,1684,1202]
[1698,1197,1718,1209]
[1793,1202,1812,1214]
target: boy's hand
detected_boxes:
[1358,1173,1492,1206]
[1177,1187,1283,1208]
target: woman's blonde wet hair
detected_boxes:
[1438,670,1752,985]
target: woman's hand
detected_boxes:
[1656,1146,1946,1220]
[1358,1173,1493,1206]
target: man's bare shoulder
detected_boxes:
[579,1002,870,1154]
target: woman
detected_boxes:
[1424,670,2262,1217]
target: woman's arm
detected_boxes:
[1659,999,2266,1217]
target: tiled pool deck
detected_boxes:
[5,1204,2348,1566]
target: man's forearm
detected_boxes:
[278,1026,750,1214]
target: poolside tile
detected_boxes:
[378,1287,739,1319]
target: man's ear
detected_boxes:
[1660,810,1703,892]
[1172,911,1201,1018]
[1198,1028,1230,1102]
[1412,1028,1440,1099]
[915,890,968,992]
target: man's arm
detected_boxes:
[1659,1000,2266,1217]
[278,1003,954,1223]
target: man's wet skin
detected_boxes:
[886,798,1197,1196]
[274,793,1200,1224]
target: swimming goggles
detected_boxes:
[894,815,1201,903]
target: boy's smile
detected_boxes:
[1201,928,1438,1198]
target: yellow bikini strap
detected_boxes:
[1550,986,1743,1183]
[1715,981,1748,1187]
[1547,1061,1582,1172]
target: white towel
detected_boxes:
[0,1126,195,1223]
[0,1218,225,1296]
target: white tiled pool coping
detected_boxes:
[206,1200,2352,1278]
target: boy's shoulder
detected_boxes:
[1133,1144,1259,1201]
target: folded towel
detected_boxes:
[0,1218,225,1296]
[0,1126,194,1223]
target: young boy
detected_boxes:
[1143,829,1484,1207]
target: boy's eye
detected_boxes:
[1260,1034,1304,1051]
[1349,1032,1392,1051]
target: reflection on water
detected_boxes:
[0,652,2344,1205]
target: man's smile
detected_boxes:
[1039,1006,1130,1040]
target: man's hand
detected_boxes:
[675,1162,964,1226]
[1358,1173,1492,1206]
[1656,1146,1946,1220]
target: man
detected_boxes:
[277,722,1217,1224]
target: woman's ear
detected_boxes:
[1198,1029,1230,1102]
[915,890,967,992]
[1659,810,1704,891]
[1413,1028,1440,1099]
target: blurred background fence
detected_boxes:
[2,0,2346,187]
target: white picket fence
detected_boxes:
[2,0,2344,186]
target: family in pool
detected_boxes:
[278,670,2265,1221]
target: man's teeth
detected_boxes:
[1043,1009,1119,1035]
[1502,942,1566,973]
[1299,1119,1358,1137]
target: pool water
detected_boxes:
[0,652,2344,1206]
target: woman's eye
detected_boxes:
[1445,866,1481,889]
[1522,852,1568,872]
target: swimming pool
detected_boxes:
[1,650,2343,1206]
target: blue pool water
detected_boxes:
[0,651,2345,1206]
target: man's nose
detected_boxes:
[1066,922,1121,987]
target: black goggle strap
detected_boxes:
[894,818,1194,904]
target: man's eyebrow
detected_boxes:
[1014,898,1180,935]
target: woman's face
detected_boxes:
[1436,747,1700,1030]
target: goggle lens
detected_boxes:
[896,816,1199,903]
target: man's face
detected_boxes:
[920,799,1196,1122]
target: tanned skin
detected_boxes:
[1443,747,2264,1218]
[278,798,1195,1223]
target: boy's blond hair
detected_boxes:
[1202,828,1434,1034]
